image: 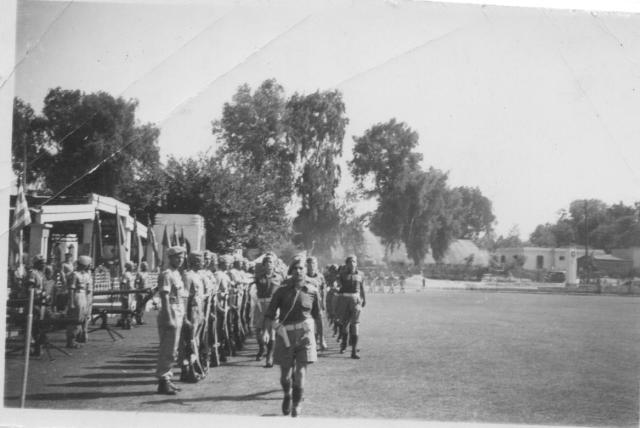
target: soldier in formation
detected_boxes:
[336,255,366,359]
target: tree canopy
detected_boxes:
[351,119,494,264]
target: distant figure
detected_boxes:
[134,262,150,325]
[399,274,406,293]
[66,256,93,348]
[422,275,426,291]
[118,262,136,329]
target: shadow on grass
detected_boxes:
[64,372,151,379]
[47,379,158,388]
[87,364,155,370]
[141,389,281,406]
[4,390,158,403]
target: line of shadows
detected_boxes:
[141,389,281,406]
[64,372,152,379]
[4,390,158,403]
[47,379,158,388]
[87,364,156,370]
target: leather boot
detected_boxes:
[292,386,303,417]
[350,335,360,359]
[157,379,177,395]
[339,330,347,354]
[255,336,265,361]
[264,340,274,368]
[281,379,292,415]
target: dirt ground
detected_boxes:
[4,288,639,426]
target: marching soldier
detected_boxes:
[251,253,283,366]
[155,246,188,395]
[263,256,322,417]
[66,255,93,348]
[305,257,328,350]
[336,255,366,359]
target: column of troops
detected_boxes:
[13,248,368,418]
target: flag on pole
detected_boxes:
[12,178,31,272]
[12,179,31,231]
[91,211,103,266]
[115,207,126,275]
[146,215,160,271]
[172,224,179,246]
[180,227,186,247]
[132,215,143,267]
[161,224,170,269]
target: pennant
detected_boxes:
[132,215,143,266]
[172,224,179,247]
[91,211,103,265]
[115,207,126,275]
[146,216,160,271]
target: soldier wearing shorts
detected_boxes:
[336,255,366,359]
[252,253,283,366]
[264,256,322,417]
[66,256,93,348]
[155,246,188,395]
[305,257,328,350]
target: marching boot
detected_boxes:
[157,379,177,395]
[339,329,348,354]
[264,339,274,368]
[350,335,360,359]
[256,336,265,361]
[281,379,292,415]
[291,386,303,417]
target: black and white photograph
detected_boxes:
[1,0,639,426]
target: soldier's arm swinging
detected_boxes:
[360,277,366,308]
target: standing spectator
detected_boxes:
[134,261,150,325]
[66,256,93,348]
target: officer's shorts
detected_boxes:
[335,293,361,325]
[273,319,317,366]
[252,299,270,329]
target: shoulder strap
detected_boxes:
[280,288,300,324]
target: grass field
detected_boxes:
[5,289,639,426]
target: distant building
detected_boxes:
[578,254,633,278]
[494,246,605,271]
[610,247,640,271]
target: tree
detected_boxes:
[452,186,495,239]
[213,80,349,256]
[39,88,161,201]
[494,225,523,249]
[529,223,557,247]
[350,120,470,264]
[161,155,291,253]
[12,98,50,187]
[286,90,348,255]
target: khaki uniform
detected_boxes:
[156,268,188,381]
[66,270,93,346]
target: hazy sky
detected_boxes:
[12,0,640,238]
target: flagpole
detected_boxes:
[21,281,34,408]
